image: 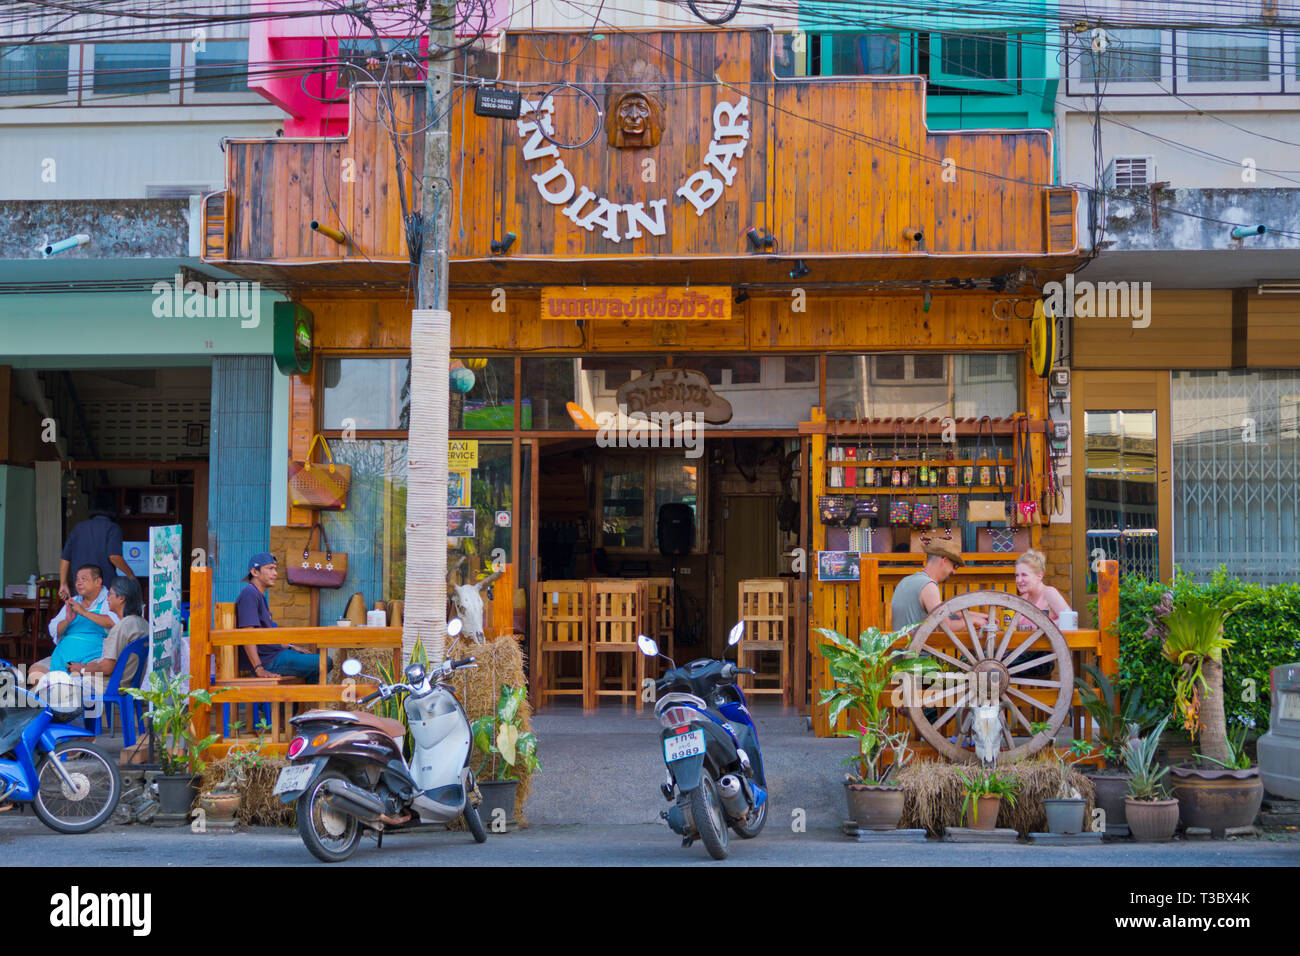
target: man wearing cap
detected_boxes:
[890,536,987,631]
[235,552,331,683]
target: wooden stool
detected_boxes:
[536,581,589,709]
[644,577,675,669]
[589,579,645,711]
[738,578,792,705]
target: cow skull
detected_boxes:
[447,557,504,644]
[970,702,1003,767]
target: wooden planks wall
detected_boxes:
[1072,290,1232,370]
[1247,294,1300,367]
[218,30,1067,267]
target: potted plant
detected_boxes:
[1042,740,1094,834]
[1147,590,1264,836]
[127,671,222,817]
[816,625,937,830]
[1122,716,1180,842]
[199,719,269,828]
[470,684,539,826]
[1074,663,1162,835]
[957,768,1019,831]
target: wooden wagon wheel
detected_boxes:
[902,591,1073,764]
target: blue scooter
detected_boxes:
[638,623,768,860]
[0,661,121,832]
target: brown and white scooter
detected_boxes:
[272,619,488,862]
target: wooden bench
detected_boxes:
[189,568,401,757]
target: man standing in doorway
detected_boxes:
[235,552,331,683]
[59,491,135,601]
[889,536,987,631]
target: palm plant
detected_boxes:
[1150,591,1240,766]
[1123,716,1172,800]
[816,625,937,785]
[1074,662,1162,768]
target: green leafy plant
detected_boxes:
[1196,723,1252,771]
[470,684,539,782]
[957,768,1020,825]
[216,720,271,793]
[126,671,223,776]
[817,625,938,785]
[1073,662,1162,769]
[1049,740,1097,799]
[372,641,429,760]
[1123,716,1172,801]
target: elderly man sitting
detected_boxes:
[28,564,120,686]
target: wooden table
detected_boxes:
[0,594,57,664]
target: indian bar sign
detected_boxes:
[541,286,731,320]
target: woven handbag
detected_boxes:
[1014,417,1038,526]
[967,417,1007,522]
[289,434,352,510]
[855,496,880,521]
[819,495,851,526]
[937,493,959,523]
[286,523,348,588]
[911,500,934,528]
[890,497,912,526]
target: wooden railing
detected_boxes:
[188,567,401,757]
[810,557,1120,744]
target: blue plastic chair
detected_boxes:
[82,636,149,745]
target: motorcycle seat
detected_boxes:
[347,711,407,741]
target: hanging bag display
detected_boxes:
[1014,417,1038,526]
[287,522,349,589]
[855,496,880,522]
[966,416,1007,523]
[937,492,959,523]
[819,495,850,527]
[289,434,352,510]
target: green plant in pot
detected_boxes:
[1074,662,1162,835]
[1147,590,1264,836]
[817,624,937,830]
[1122,715,1180,842]
[1041,739,1095,834]
[127,671,223,818]
[469,684,539,828]
[957,767,1019,831]
[200,719,270,828]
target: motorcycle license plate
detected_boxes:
[664,729,705,763]
[272,764,314,796]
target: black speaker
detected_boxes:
[657,503,694,557]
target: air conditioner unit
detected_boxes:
[1103,156,1157,190]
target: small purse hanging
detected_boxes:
[889,494,912,527]
[855,496,880,522]
[937,492,959,523]
[967,416,1008,523]
[1014,417,1039,527]
[819,495,850,526]
[287,523,349,589]
[289,434,352,510]
[911,497,934,528]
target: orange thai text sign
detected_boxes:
[541,286,732,321]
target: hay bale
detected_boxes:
[899,759,1096,836]
[199,757,295,828]
[444,634,534,826]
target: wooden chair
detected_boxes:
[589,579,645,711]
[644,577,675,668]
[737,578,793,706]
[535,581,589,709]
[212,601,301,741]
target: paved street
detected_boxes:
[2,813,1297,867]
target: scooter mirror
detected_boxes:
[728,622,745,646]
[637,634,659,658]
[447,618,463,638]
[341,658,363,678]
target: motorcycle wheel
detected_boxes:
[463,804,488,843]
[731,797,768,839]
[689,770,730,860]
[31,741,120,834]
[296,769,362,863]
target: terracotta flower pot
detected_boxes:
[964,794,1002,830]
[1125,798,1180,842]
[845,782,905,830]
[1169,765,1264,836]
[198,790,241,828]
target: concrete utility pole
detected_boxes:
[405,1,455,664]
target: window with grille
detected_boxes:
[1172,370,1300,585]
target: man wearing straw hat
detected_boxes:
[890,534,987,631]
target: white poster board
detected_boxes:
[148,524,184,687]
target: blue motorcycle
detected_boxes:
[0,661,121,833]
[639,623,768,860]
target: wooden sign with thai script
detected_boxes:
[616,368,734,424]
[542,286,731,321]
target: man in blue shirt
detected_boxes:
[28,564,120,685]
[235,552,330,683]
